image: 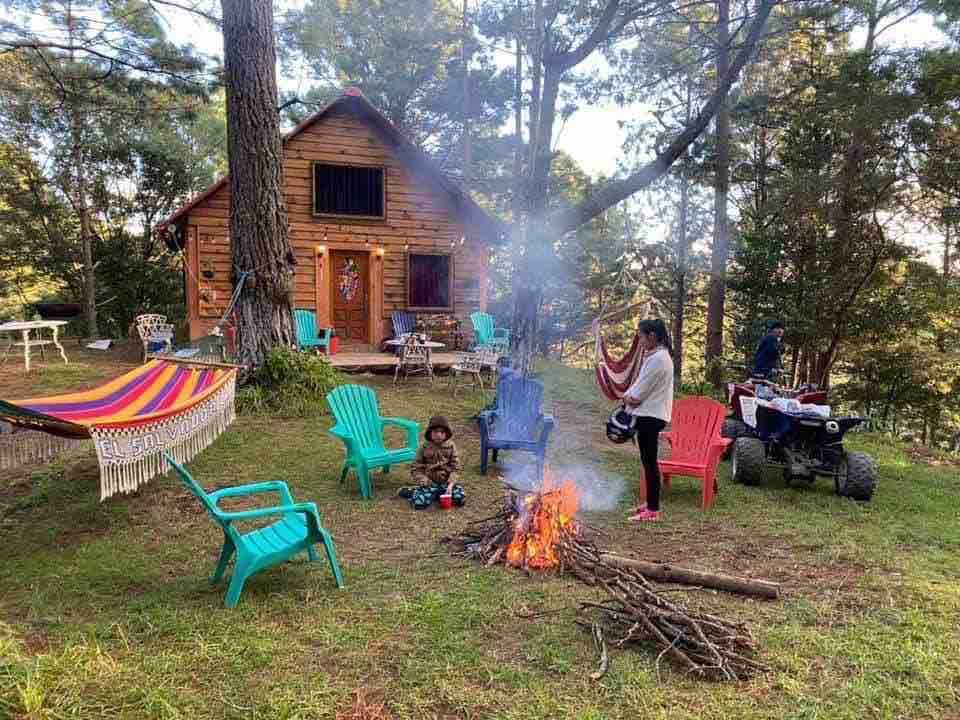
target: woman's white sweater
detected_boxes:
[624,347,674,422]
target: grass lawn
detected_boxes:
[1,356,959,719]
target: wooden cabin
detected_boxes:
[158,88,505,348]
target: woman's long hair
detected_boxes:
[639,318,673,357]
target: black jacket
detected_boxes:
[752,332,781,377]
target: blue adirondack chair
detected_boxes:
[470,312,510,354]
[477,374,555,479]
[389,311,417,355]
[294,309,333,353]
[165,455,344,608]
[392,310,416,338]
[326,384,419,499]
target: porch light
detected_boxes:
[376,247,385,257]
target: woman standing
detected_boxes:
[623,319,674,522]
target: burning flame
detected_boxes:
[506,469,580,569]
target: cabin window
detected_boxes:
[408,253,453,311]
[313,163,385,218]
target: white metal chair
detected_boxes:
[135,314,175,362]
[394,341,433,384]
[448,350,485,395]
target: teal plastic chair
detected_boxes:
[294,309,333,353]
[165,455,344,608]
[325,384,419,499]
[470,312,510,354]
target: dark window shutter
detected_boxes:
[313,164,384,217]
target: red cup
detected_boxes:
[439,494,453,509]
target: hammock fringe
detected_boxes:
[91,379,236,500]
[0,429,88,471]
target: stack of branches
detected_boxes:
[561,538,768,681]
[443,490,532,568]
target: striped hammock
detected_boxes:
[0,360,237,500]
[595,328,645,402]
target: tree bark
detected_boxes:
[67,3,98,338]
[673,68,696,382]
[221,0,296,371]
[705,0,730,389]
[512,0,524,217]
[461,0,472,189]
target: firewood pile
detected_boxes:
[562,538,767,680]
[443,483,769,681]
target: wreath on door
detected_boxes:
[338,257,361,302]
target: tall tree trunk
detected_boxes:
[673,153,691,382]
[67,2,98,338]
[461,0,471,188]
[527,0,544,176]
[512,0,524,217]
[705,0,730,389]
[672,67,696,382]
[221,0,296,371]
[944,223,951,279]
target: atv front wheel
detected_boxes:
[731,437,766,486]
[721,419,750,459]
[835,451,877,501]
[721,418,750,440]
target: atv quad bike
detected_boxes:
[730,399,877,501]
[721,366,827,444]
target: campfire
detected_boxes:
[506,471,579,569]
[444,467,769,681]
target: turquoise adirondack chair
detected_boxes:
[470,312,510,354]
[294,309,333,353]
[326,384,419,499]
[165,455,344,608]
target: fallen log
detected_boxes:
[599,554,779,600]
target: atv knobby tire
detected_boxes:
[721,419,751,459]
[732,437,766,486]
[835,451,877,501]
[721,418,750,439]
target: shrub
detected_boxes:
[239,346,343,417]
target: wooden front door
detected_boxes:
[330,251,369,344]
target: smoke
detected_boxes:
[504,462,627,513]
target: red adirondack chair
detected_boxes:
[659,396,732,510]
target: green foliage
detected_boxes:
[239,346,344,417]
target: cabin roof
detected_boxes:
[157,88,508,247]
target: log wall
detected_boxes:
[183,107,490,343]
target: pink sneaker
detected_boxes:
[627,503,648,517]
[628,509,661,523]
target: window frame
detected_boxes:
[311,160,387,221]
[406,251,455,313]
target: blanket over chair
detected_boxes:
[0,360,237,500]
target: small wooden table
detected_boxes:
[0,320,69,372]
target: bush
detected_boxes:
[238,346,344,417]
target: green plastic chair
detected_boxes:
[294,309,333,353]
[165,454,344,608]
[325,384,419,499]
[470,312,510,354]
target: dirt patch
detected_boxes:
[335,690,396,720]
[594,520,866,601]
[908,444,960,467]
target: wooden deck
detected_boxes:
[329,351,459,371]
